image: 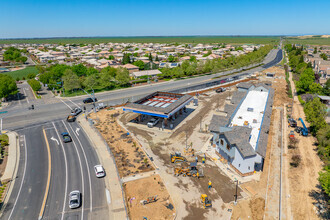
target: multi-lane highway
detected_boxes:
[1,118,109,219]
[0,48,282,219]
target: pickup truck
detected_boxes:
[67,115,76,122]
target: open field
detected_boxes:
[1,66,38,80]
[0,36,280,45]
[285,37,330,45]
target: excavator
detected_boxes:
[170,152,187,163]
[174,162,204,178]
[201,194,212,208]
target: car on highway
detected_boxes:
[69,190,81,209]
[61,132,72,143]
[94,165,105,178]
[71,107,82,116]
[147,118,159,128]
[83,97,97,104]
[215,87,226,93]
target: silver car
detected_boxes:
[69,190,81,209]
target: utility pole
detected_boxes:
[234,179,238,205]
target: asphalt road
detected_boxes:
[1,49,282,131]
[1,121,108,220]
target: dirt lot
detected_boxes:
[123,175,176,220]
[90,109,154,178]
[119,88,243,219]
[286,70,324,219]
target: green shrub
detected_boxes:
[0,134,9,146]
[298,95,305,105]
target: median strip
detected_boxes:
[39,129,52,220]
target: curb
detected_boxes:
[0,131,20,217]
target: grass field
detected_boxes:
[284,37,330,45]
[1,66,38,80]
[0,36,280,45]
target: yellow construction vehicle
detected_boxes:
[170,152,187,163]
[201,194,212,208]
[174,162,204,178]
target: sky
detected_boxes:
[1,0,330,38]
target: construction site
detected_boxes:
[86,64,324,219]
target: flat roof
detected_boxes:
[229,90,269,151]
[123,91,193,118]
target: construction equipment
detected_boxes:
[184,145,195,156]
[288,118,297,127]
[170,152,187,163]
[289,131,295,139]
[298,118,308,136]
[140,195,158,205]
[201,194,212,208]
[174,162,204,178]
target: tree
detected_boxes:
[115,67,130,86]
[318,166,330,198]
[72,64,87,77]
[313,47,317,54]
[62,69,81,92]
[308,82,323,94]
[86,67,98,76]
[155,55,159,61]
[322,79,330,96]
[149,53,153,61]
[83,73,100,89]
[27,79,41,91]
[108,55,115,60]
[27,73,36,79]
[189,56,197,62]
[122,53,131,64]
[304,97,327,134]
[316,125,330,161]
[296,68,315,93]
[168,55,176,62]
[100,67,117,89]
[0,75,18,99]
[133,60,145,70]
[320,53,328,61]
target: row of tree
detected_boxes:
[38,64,130,94]
[3,47,27,63]
[285,44,329,95]
[159,45,273,79]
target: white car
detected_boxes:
[69,190,81,209]
[147,118,160,128]
[94,165,105,178]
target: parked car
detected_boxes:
[61,132,72,143]
[215,87,226,93]
[71,108,82,116]
[147,118,160,128]
[83,97,97,104]
[69,190,81,209]
[94,165,105,178]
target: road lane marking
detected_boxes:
[75,127,80,136]
[52,122,69,220]
[68,99,80,108]
[23,89,30,104]
[62,121,84,220]
[8,135,28,220]
[68,122,93,213]
[39,129,52,220]
[106,189,111,204]
[50,136,59,145]
[59,99,73,110]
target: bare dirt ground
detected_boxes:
[90,109,154,178]
[286,70,324,219]
[123,175,176,220]
[119,89,242,219]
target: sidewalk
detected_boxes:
[0,131,20,216]
[77,115,127,220]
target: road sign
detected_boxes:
[0,111,8,114]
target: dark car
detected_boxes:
[83,97,97,104]
[67,115,76,122]
[71,108,82,116]
[215,87,226,93]
[61,132,72,143]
